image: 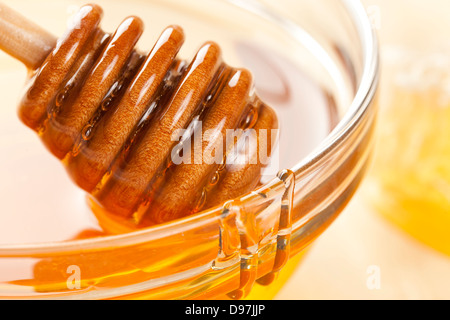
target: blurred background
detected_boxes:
[277,0,450,300]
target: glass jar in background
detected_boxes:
[362,0,450,255]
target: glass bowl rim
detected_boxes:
[0,0,380,254]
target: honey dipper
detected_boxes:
[0,3,278,226]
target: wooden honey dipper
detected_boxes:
[0,3,278,226]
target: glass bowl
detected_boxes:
[0,0,379,299]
